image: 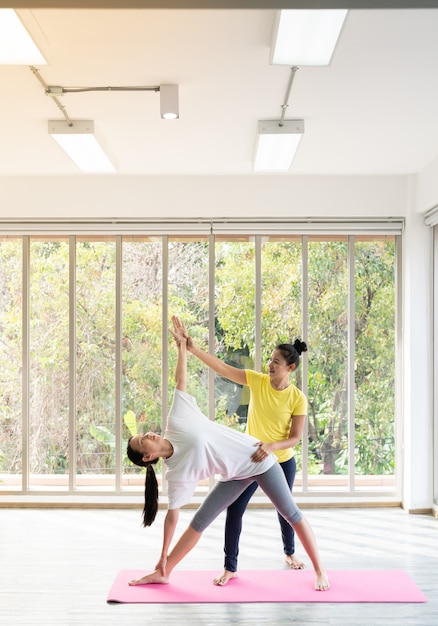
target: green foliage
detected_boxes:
[87,409,141,472]
[123,410,137,436]
[89,424,115,448]
[215,242,255,353]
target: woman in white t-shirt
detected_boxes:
[126,317,329,591]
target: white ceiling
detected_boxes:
[1,4,438,177]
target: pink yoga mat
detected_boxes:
[107,569,427,604]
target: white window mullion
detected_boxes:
[208,233,216,490]
[208,233,215,419]
[22,236,30,493]
[162,236,169,422]
[301,235,309,494]
[395,234,404,499]
[115,236,122,493]
[348,236,356,493]
[161,236,169,497]
[69,236,77,492]
[254,236,262,371]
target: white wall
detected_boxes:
[415,154,438,215]
[402,198,434,511]
[412,165,438,513]
[0,174,407,219]
[406,167,438,512]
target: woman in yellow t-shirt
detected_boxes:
[184,319,307,587]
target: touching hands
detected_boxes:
[169,316,196,352]
[169,315,189,345]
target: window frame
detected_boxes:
[0,219,403,503]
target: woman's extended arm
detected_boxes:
[154,508,180,576]
[170,317,187,392]
[171,315,247,386]
[174,341,187,392]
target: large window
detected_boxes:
[0,225,399,500]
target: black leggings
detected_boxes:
[222,457,297,571]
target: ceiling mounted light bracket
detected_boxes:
[43,80,179,120]
[30,67,180,173]
[254,120,304,173]
[253,66,304,173]
[279,65,298,125]
[48,120,117,174]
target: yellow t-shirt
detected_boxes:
[244,369,307,463]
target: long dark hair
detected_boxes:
[127,437,159,527]
[277,338,308,368]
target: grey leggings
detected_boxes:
[190,463,303,533]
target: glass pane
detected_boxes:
[76,238,116,488]
[0,238,22,489]
[307,239,349,490]
[261,239,303,476]
[167,238,209,409]
[354,239,396,489]
[215,240,255,430]
[121,237,163,487]
[29,238,69,489]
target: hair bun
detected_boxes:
[293,338,308,355]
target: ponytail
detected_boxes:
[143,464,159,527]
[127,437,159,527]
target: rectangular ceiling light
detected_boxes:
[270,9,348,66]
[0,9,47,65]
[48,120,117,173]
[254,120,304,173]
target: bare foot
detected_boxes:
[129,570,169,586]
[213,570,238,586]
[314,571,330,591]
[285,554,305,570]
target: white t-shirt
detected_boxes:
[163,389,275,509]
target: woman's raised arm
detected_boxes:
[171,315,247,387]
[169,316,187,392]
